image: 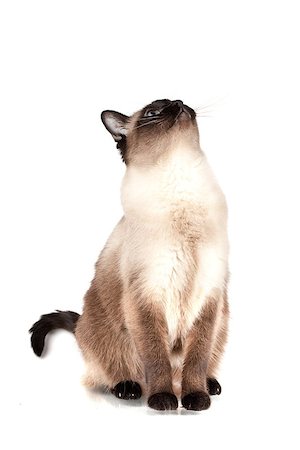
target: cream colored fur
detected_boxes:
[119,144,228,349]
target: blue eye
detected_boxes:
[144,109,160,117]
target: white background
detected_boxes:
[1,1,299,449]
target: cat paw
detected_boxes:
[111,380,142,400]
[182,391,211,411]
[207,378,222,395]
[148,392,178,411]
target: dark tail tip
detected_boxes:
[29,321,49,356]
[29,310,80,357]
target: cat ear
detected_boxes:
[101,110,129,142]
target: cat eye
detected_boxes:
[144,109,160,117]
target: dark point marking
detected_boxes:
[111,380,142,400]
[207,378,222,395]
[182,391,211,411]
[148,392,178,411]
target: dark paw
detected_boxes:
[148,392,178,411]
[182,391,211,411]
[207,378,222,395]
[111,380,142,400]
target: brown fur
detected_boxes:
[75,228,144,388]
[124,102,199,167]
[181,296,223,397]
[124,299,174,395]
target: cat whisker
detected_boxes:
[195,97,227,117]
[195,107,214,114]
[133,119,165,130]
[174,110,183,122]
[195,98,223,110]
[196,113,213,118]
[195,105,214,112]
[139,116,161,121]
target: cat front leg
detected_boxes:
[124,296,178,411]
[181,297,219,411]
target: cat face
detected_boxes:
[101,99,198,164]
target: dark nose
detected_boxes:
[172,100,184,108]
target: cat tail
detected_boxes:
[29,310,80,357]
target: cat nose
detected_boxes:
[172,100,184,108]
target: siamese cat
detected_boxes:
[29,99,229,411]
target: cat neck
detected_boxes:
[121,144,221,223]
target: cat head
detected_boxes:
[101,99,199,165]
